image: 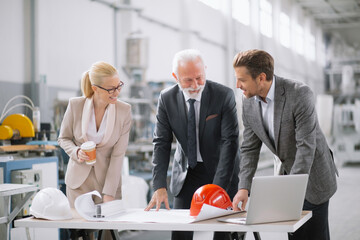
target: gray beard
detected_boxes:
[177,83,205,99]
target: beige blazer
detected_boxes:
[58,96,132,198]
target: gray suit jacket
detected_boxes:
[239,76,338,205]
[152,80,240,198]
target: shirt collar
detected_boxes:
[255,76,275,103]
[183,92,202,102]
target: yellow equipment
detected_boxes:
[0,114,35,140]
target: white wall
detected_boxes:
[0,0,25,83]
[133,0,182,82]
[0,0,326,94]
[132,0,229,84]
[37,0,114,88]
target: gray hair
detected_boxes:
[172,49,205,76]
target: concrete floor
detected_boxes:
[118,162,360,240]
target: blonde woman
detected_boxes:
[58,61,131,207]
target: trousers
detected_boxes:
[171,163,232,240]
[289,199,330,240]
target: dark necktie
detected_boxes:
[187,99,197,169]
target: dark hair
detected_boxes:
[233,49,274,80]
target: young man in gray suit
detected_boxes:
[145,49,240,240]
[232,49,338,240]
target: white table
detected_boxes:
[0,184,39,240]
[14,209,312,240]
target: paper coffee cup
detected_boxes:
[81,141,96,165]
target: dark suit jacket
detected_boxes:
[152,80,240,198]
[239,76,338,205]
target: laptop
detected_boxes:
[219,174,308,224]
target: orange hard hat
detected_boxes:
[190,184,232,216]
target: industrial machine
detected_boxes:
[11,169,42,217]
[331,99,360,166]
[0,114,35,141]
[121,34,177,174]
[324,64,360,166]
[0,95,40,144]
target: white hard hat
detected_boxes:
[30,187,72,220]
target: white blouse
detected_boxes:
[87,107,108,144]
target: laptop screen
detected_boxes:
[245,174,308,224]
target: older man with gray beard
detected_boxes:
[145,49,241,240]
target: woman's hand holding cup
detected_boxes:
[80,141,97,165]
[77,149,89,163]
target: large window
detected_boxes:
[279,12,290,48]
[260,0,273,38]
[233,0,250,26]
[305,33,316,61]
[198,0,220,10]
[294,23,304,55]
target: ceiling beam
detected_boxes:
[313,11,360,19]
[295,0,327,7]
[296,0,357,7]
[322,21,360,29]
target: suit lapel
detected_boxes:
[199,83,209,141]
[97,103,115,147]
[251,99,276,153]
[81,97,93,142]
[274,76,286,152]
[177,88,188,150]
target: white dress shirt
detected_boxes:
[255,77,282,175]
[255,77,275,144]
[87,106,108,144]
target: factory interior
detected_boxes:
[1,0,360,239]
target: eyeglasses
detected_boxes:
[93,82,124,94]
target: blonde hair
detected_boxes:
[81,61,118,98]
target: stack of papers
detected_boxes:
[74,191,237,223]
[95,200,125,218]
